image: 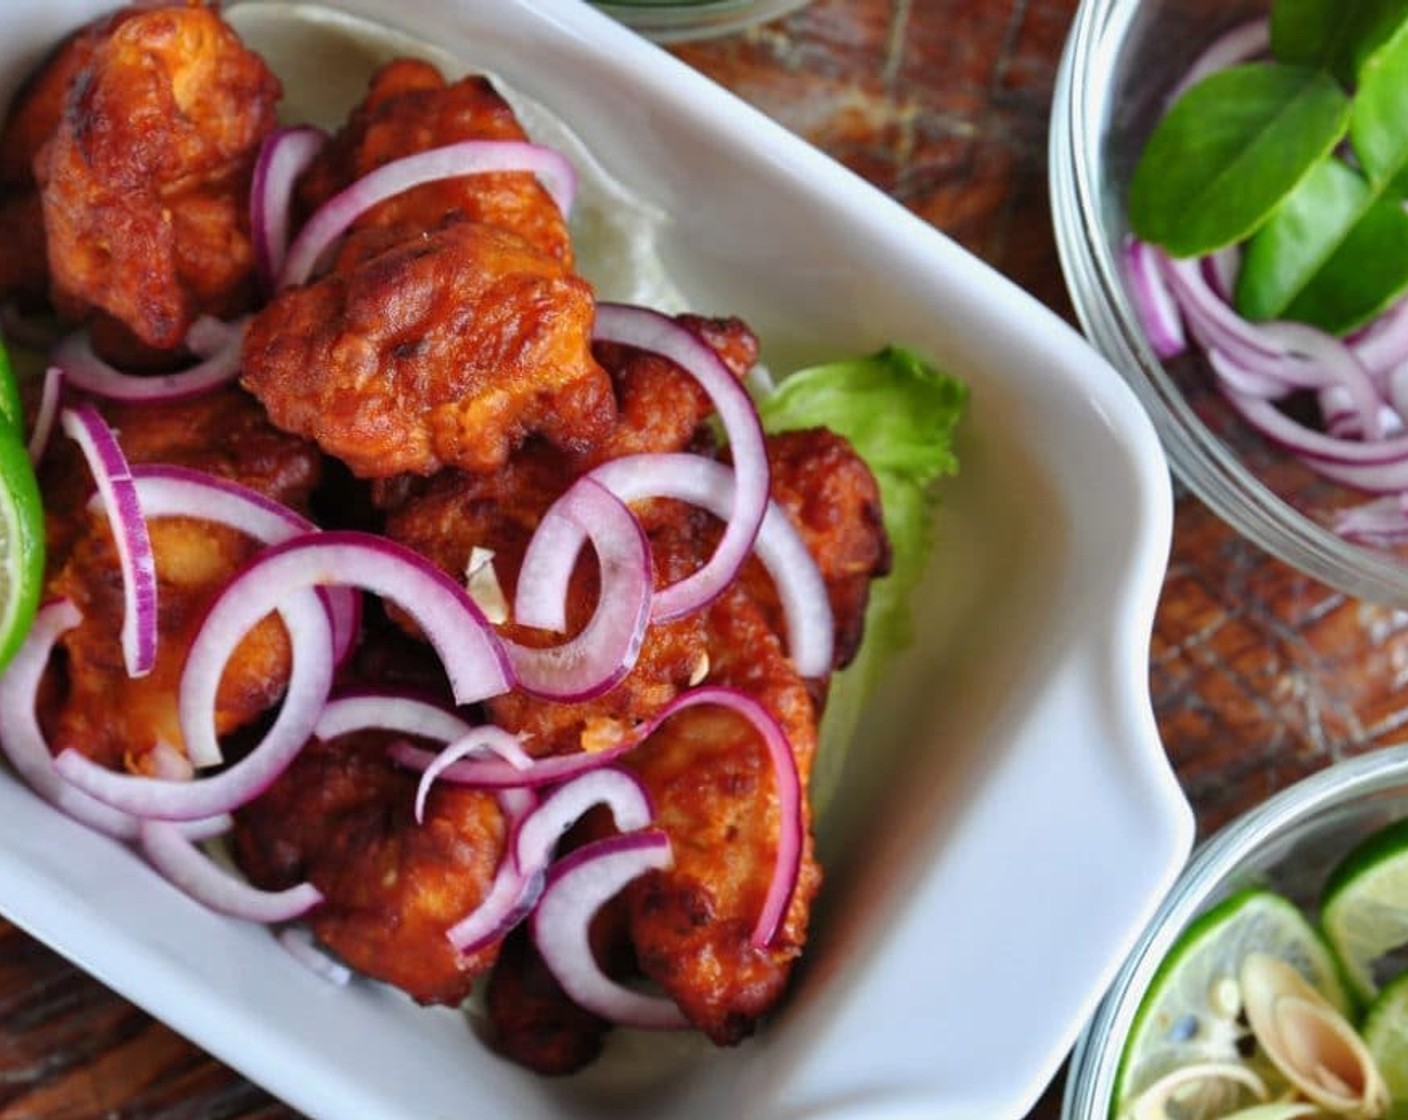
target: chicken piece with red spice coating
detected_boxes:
[38,388,322,775]
[242,218,613,477]
[741,427,892,674]
[232,728,508,1006]
[619,579,824,1045]
[32,2,281,352]
[295,58,572,265]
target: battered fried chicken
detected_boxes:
[241,218,614,477]
[741,428,892,672]
[31,2,280,353]
[231,728,507,1005]
[295,58,573,264]
[39,388,322,773]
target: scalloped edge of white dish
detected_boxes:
[0,2,1192,1118]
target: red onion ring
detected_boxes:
[121,464,361,672]
[520,452,835,677]
[530,829,688,1030]
[27,366,63,464]
[138,817,323,922]
[445,787,541,955]
[412,726,532,824]
[279,139,577,288]
[61,405,158,678]
[314,688,475,746]
[177,530,510,772]
[52,317,246,403]
[0,599,139,838]
[251,125,328,291]
[512,766,654,876]
[504,477,654,702]
[588,304,769,623]
[278,925,352,986]
[54,588,335,820]
[1125,238,1186,359]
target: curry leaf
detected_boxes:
[1235,157,1371,322]
[1270,0,1405,85]
[1350,18,1408,192]
[1128,63,1351,258]
[1280,193,1408,334]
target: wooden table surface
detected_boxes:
[7,0,1408,1117]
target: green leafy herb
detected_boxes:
[757,346,967,811]
[1270,0,1403,84]
[1128,63,1350,258]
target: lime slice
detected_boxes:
[1114,887,1351,1117]
[0,425,44,671]
[0,342,23,437]
[1363,969,1408,1116]
[1322,817,1408,1006]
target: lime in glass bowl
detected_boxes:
[1050,0,1408,604]
[590,0,809,41]
[1061,745,1408,1118]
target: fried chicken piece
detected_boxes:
[31,2,280,352]
[620,580,823,1045]
[295,58,572,265]
[241,218,614,477]
[0,8,106,305]
[232,729,507,1005]
[744,428,891,672]
[39,388,322,772]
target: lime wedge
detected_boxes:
[1363,969,1408,1116]
[1114,888,1351,1117]
[0,424,44,671]
[0,342,23,437]
[1322,817,1408,1006]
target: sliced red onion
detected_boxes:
[412,726,532,823]
[1170,17,1270,100]
[445,787,540,955]
[121,464,361,670]
[52,317,246,403]
[392,684,802,947]
[512,766,654,876]
[61,404,158,678]
[1352,296,1408,379]
[522,452,835,677]
[279,140,577,288]
[278,925,352,986]
[27,366,63,464]
[530,829,688,1030]
[505,477,653,702]
[1125,238,1186,359]
[591,303,769,622]
[177,530,510,772]
[0,599,139,839]
[138,817,323,922]
[54,588,335,819]
[251,125,328,290]
[314,688,475,746]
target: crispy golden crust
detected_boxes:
[39,388,322,772]
[232,729,507,1006]
[241,219,614,477]
[32,3,279,352]
[295,58,572,266]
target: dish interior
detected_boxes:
[0,2,1190,1118]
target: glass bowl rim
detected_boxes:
[1059,742,1408,1119]
[1049,0,1408,606]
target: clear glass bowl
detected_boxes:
[1049,0,1408,604]
[589,0,809,41]
[1061,744,1408,1119]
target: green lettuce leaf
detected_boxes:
[757,345,968,811]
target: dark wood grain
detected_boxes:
[4,0,1399,1117]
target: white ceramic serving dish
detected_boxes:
[0,2,1192,1117]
